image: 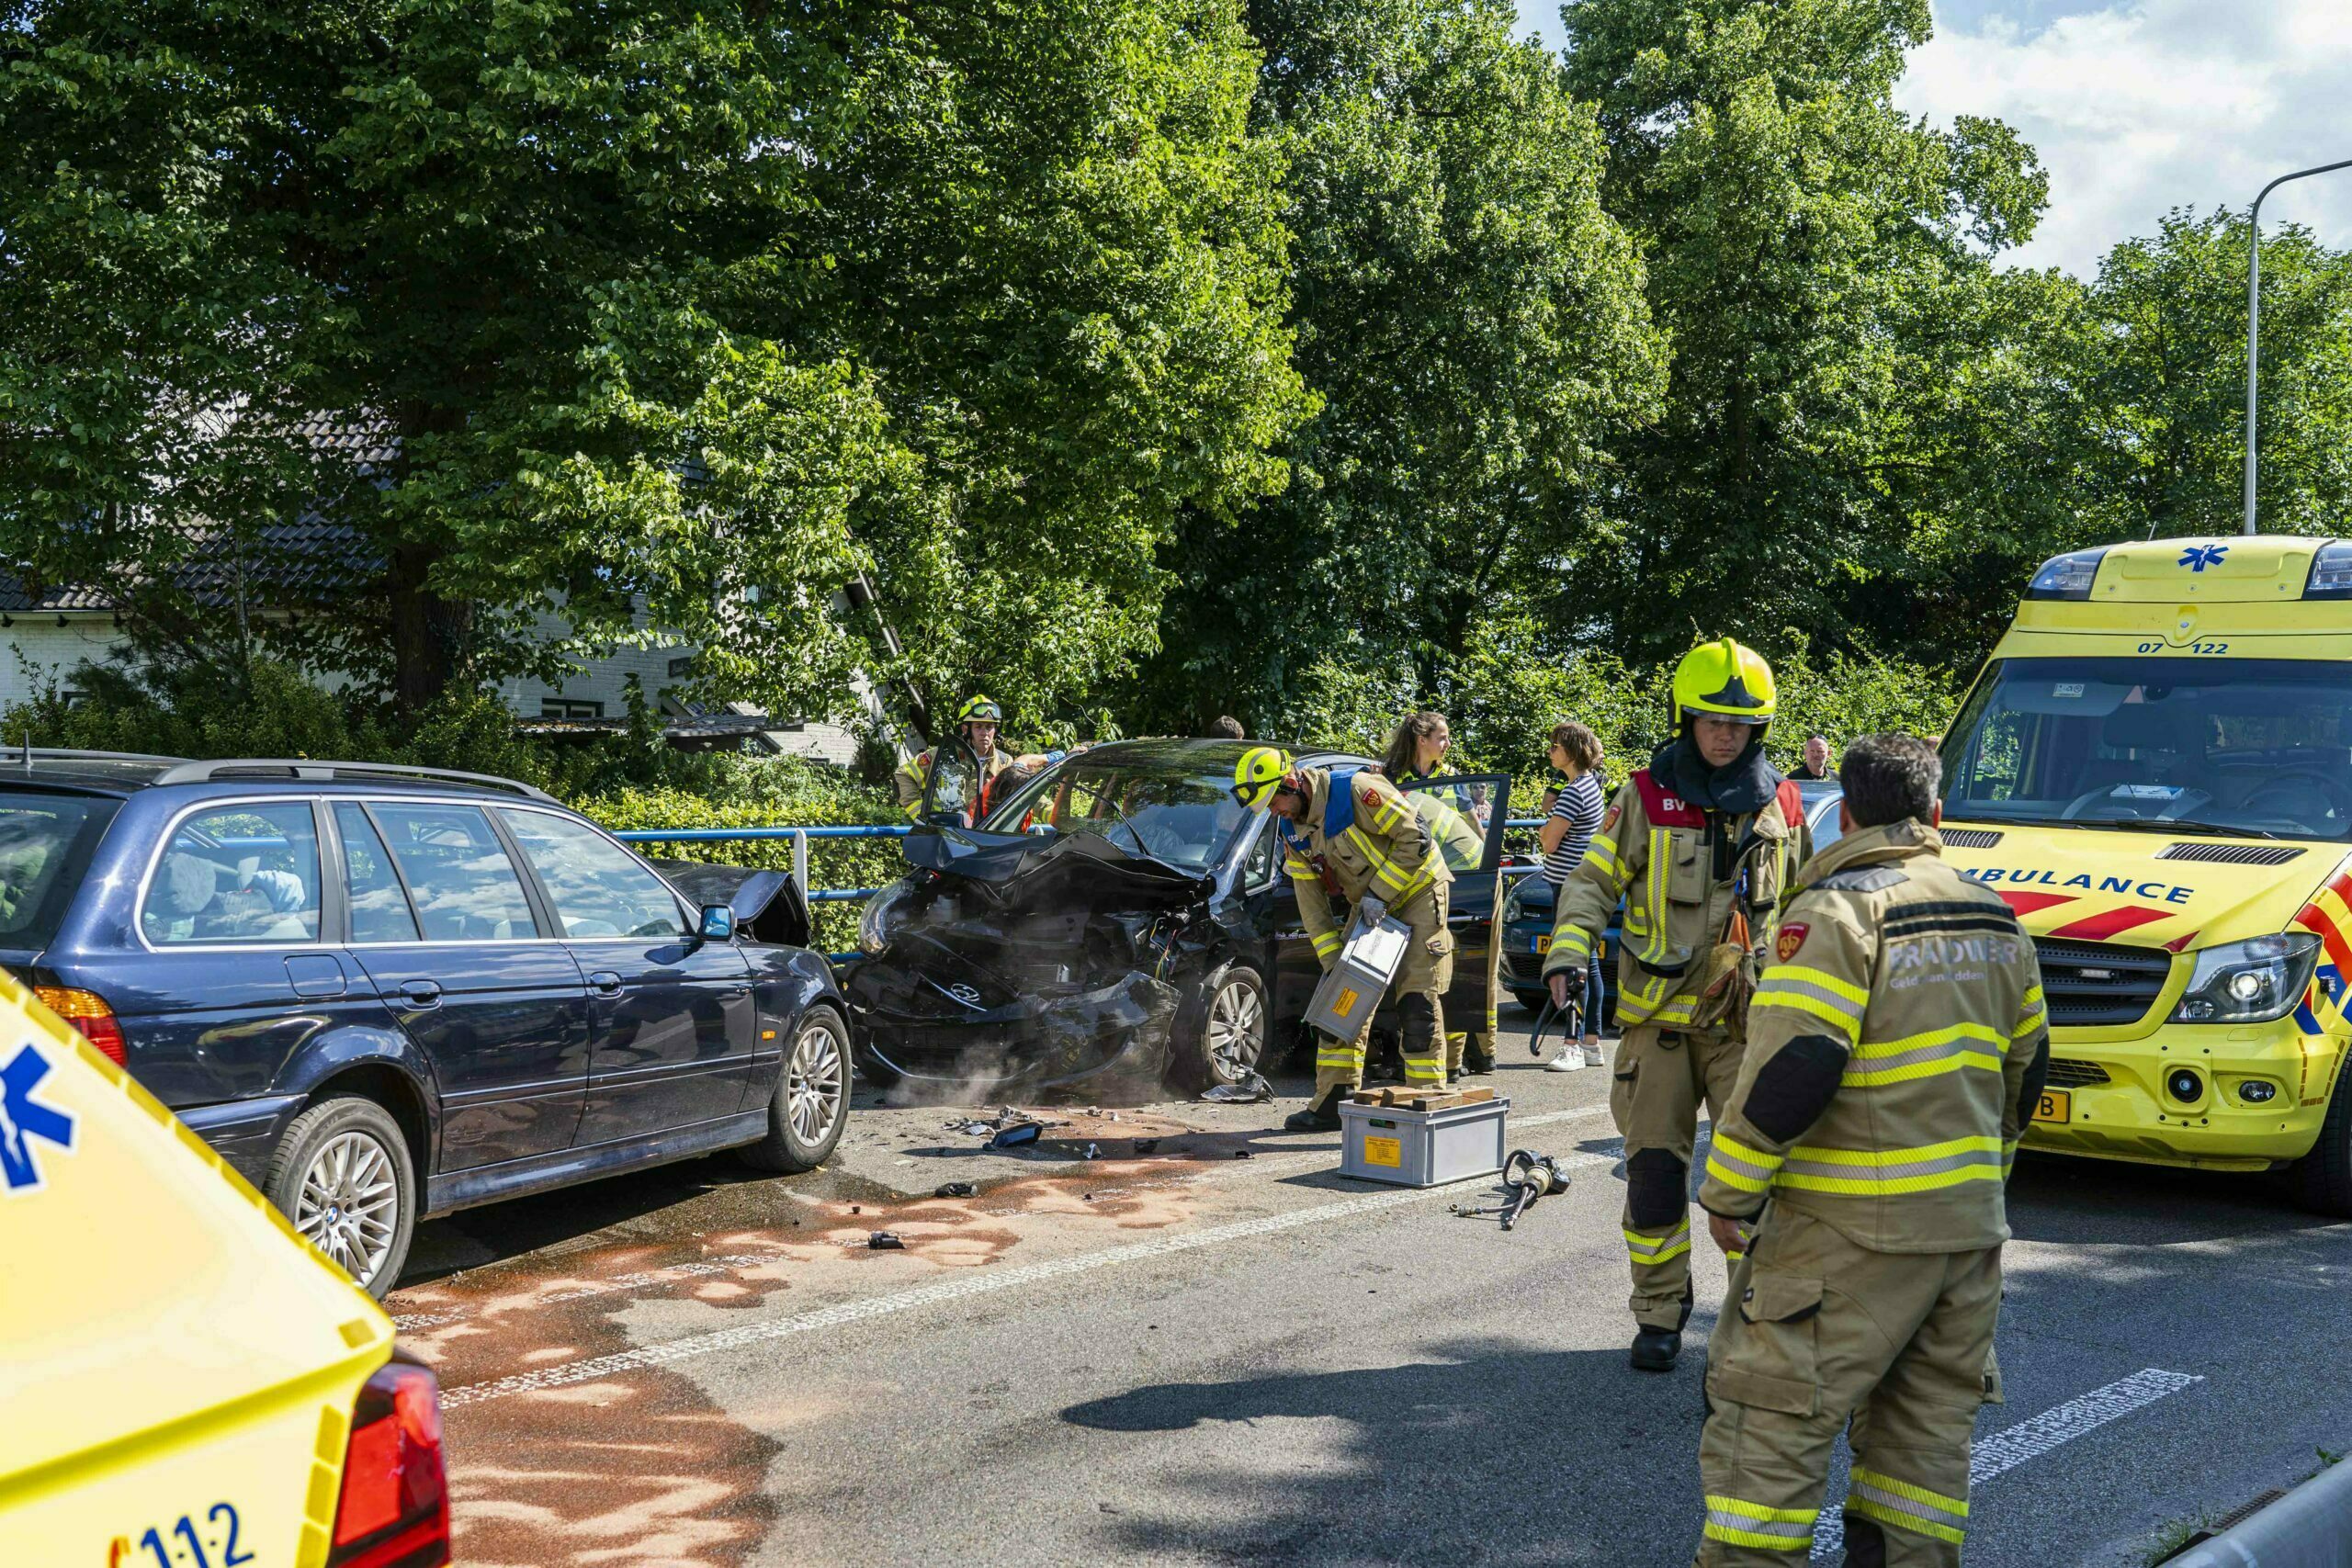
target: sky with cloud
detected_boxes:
[1513,1,2352,277]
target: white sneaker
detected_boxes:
[1544,1046,1587,1072]
[1581,1042,1606,1068]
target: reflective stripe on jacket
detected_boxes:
[1697,818,2049,1253]
[1283,767,1452,961]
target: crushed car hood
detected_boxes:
[905,825,1214,908]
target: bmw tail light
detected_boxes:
[33,986,127,1066]
[328,1359,450,1568]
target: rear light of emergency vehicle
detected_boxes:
[2303,539,2352,597]
[32,986,126,1066]
[328,1358,450,1568]
[2025,547,2108,601]
[2169,933,2320,1025]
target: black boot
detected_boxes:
[1461,1040,1496,1076]
[1630,1327,1681,1371]
[1283,1087,1345,1133]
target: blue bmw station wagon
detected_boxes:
[0,750,852,1295]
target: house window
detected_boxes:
[540,699,604,720]
[667,655,694,678]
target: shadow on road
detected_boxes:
[2005,1151,2337,1247]
[1061,1341,1707,1565]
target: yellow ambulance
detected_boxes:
[1939,534,2352,1211]
[0,969,451,1565]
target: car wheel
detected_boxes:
[263,1096,416,1300]
[2290,1061,2352,1217]
[1509,988,1549,1014]
[1173,963,1269,1090]
[742,1004,852,1173]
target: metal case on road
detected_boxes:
[1339,1094,1509,1187]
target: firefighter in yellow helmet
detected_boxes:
[894,696,1046,824]
[1233,746,1455,1130]
[1689,734,2046,1566]
[1543,637,1811,1371]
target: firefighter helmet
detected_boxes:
[1671,638,1776,727]
[955,695,1003,728]
[1230,746,1295,811]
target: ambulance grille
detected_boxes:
[2044,1058,2111,1089]
[2030,938,2173,1028]
[1939,829,2005,848]
[2151,842,2306,865]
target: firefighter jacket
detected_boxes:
[894,746,1018,823]
[1541,768,1810,1032]
[1697,818,2051,1254]
[1281,766,1452,966]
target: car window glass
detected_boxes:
[0,793,119,948]
[984,759,1250,870]
[500,810,686,939]
[141,802,322,946]
[1402,779,1493,874]
[1243,818,1277,887]
[368,803,538,940]
[336,805,420,943]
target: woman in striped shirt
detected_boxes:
[1538,721,1607,1071]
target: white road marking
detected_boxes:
[1808,1368,2204,1559]
[441,1115,1627,1410]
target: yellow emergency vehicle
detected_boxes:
[1939,535,2352,1213]
[0,969,451,1565]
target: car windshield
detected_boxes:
[0,793,120,951]
[1941,657,2352,840]
[982,757,1251,871]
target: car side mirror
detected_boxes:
[696,904,735,942]
[925,809,967,828]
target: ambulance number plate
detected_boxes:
[2031,1088,2071,1125]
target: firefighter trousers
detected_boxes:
[1314,884,1453,1100]
[1695,1208,2002,1567]
[1611,1021,1748,1331]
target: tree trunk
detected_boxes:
[387,538,472,716]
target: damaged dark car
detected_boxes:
[844,739,1510,1099]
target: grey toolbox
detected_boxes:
[1302,908,1412,1040]
[1339,1091,1510,1187]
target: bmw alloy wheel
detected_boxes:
[1207,974,1266,1077]
[787,1014,847,1147]
[295,1130,400,1286]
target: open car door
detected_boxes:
[1401,773,1510,1062]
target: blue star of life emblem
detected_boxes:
[2178,543,2229,572]
[0,1042,76,1193]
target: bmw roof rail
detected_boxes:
[150,758,559,804]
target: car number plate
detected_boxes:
[1532,934,1552,954]
[2031,1088,2071,1124]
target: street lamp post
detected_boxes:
[2244,157,2352,536]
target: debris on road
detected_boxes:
[1081,1143,1102,1160]
[1450,1149,1572,1231]
[1200,1069,1274,1104]
[868,1232,906,1250]
[991,1122,1043,1148]
[934,1181,978,1199]
[1232,1149,1252,1160]
[1132,1139,1159,1155]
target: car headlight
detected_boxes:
[1501,875,1528,923]
[859,879,915,956]
[2169,932,2320,1023]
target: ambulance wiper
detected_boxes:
[2076,816,2279,840]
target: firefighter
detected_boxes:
[1690,733,2048,1566]
[1543,637,1811,1371]
[894,696,1036,823]
[1231,746,1454,1130]
[1378,712,1498,1078]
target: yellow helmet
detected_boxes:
[1671,637,1776,727]
[1230,745,1295,811]
[956,695,1003,727]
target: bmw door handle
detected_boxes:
[586,970,625,995]
[399,979,443,1008]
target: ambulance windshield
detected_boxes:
[1940,658,2352,840]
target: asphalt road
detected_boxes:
[389,1009,2352,1568]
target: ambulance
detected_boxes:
[0,969,451,1563]
[1939,534,2352,1212]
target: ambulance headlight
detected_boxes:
[2304,539,2352,599]
[2169,932,2320,1023]
[2026,547,2108,601]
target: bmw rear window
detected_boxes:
[0,792,120,950]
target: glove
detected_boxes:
[1357,894,1389,928]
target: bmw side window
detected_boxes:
[335,805,421,943]
[368,803,539,941]
[141,803,322,946]
[499,810,688,939]
[1244,818,1277,889]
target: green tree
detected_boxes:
[1132,0,1665,732]
[1558,0,2050,662]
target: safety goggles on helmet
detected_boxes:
[1230,746,1295,811]
[1670,637,1777,726]
[956,696,1003,727]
